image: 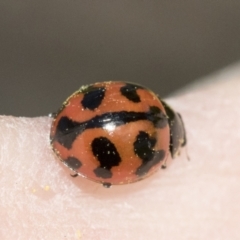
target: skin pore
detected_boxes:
[1,65,240,239]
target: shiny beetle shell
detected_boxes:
[50,81,186,187]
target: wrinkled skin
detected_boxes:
[1,65,240,240]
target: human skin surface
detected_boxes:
[0,65,240,240]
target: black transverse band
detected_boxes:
[53,107,168,149]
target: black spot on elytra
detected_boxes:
[91,137,121,179]
[134,131,165,176]
[63,156,82,170]
[53,107,168,149]
[81,86,105,110]
[93,167,112,179]
[120,83,142,102]
[53,116,86,149]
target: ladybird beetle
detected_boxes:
[50,81,186,187]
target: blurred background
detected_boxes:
[1,1,240,116]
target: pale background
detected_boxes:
[1,1,240,116]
